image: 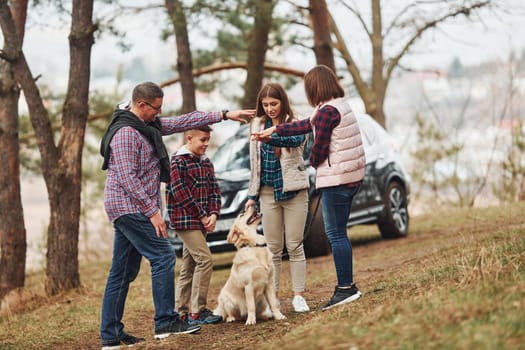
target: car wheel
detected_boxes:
[378,181,409,239]
[303,194,331,258]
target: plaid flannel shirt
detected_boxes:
[276,105,340,168]
[165,148,221,231]
[259,119,305,202]
[103,111,221,222]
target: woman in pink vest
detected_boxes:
[251,65,366,311]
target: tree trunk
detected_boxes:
[45,0,94,295]
[165,0,196,113]
[309,0,335,72]
[241,0,274,109]
[45,173,82,293]
[0,58,26,301]
[0,0,28,303]
[0,0,95,295]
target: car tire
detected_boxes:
[303,194,331,258]
[378,181,409,239]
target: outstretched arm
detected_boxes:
[223,109,256,123]
[160,109,256,135]
[251,125,276,142]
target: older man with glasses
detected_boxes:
[99,81,255,349]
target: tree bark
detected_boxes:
[309,0,335,72]
[241,0,274,109]
[0,0,27,303]
[0,0,95,295]
[165,0,196,113]
[0,60,26,302]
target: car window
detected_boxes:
[212,137,250,173]
[302,132,314,163]
[356,113,395,162]
[356,114,379,148]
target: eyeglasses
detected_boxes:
[142,101,162,111]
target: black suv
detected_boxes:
[166,113,410,258]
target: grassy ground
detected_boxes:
[1,203,524,349]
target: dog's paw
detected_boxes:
[226,316,236,323]
[273,311,286,320]
[245,315,257,325]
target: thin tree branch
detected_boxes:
[335,0,371,38]
[385,1,492,82]
[159,61,305,87]
[328,11,369,94]
[383,2,420,38]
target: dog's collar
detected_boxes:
[240,243,267,249]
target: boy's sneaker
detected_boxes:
[292,295,310,312]
[321,284,361,311]
[154,319,201,340]
[188,308,222,324]
[101,333,145,350]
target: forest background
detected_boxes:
[0,0,524,309]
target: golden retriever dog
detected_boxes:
[214,205,286,325]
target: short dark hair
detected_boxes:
[304,65,344,106]
[196,125,213,133]
[132,82,164,103]
[185,125,213,137]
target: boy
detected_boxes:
[166,125,222,325]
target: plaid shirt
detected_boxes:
[276,105,340,168]
[103,111,221,222]
[165,146,221,231]
[260,119,305,202]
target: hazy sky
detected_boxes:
[11,0,525,93]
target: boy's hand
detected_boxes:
[200,216,209,228]
[206,214,217,232]
[202,215,217,233]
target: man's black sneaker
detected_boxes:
[321,284,362,311]
[188,308,222,325]
[154,319,201,340]
[101,333,145,350]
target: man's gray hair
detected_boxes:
[132,82,164,102]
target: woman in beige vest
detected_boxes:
[251,66,366,311]
[245,83,310,313]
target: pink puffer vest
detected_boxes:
[311,97,365,189]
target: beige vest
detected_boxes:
[311,98,365,189]
[248,117,309,197]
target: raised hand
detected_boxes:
[251,125,276,142]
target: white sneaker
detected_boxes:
[292,295,310,312]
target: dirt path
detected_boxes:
[59,210,510,349]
